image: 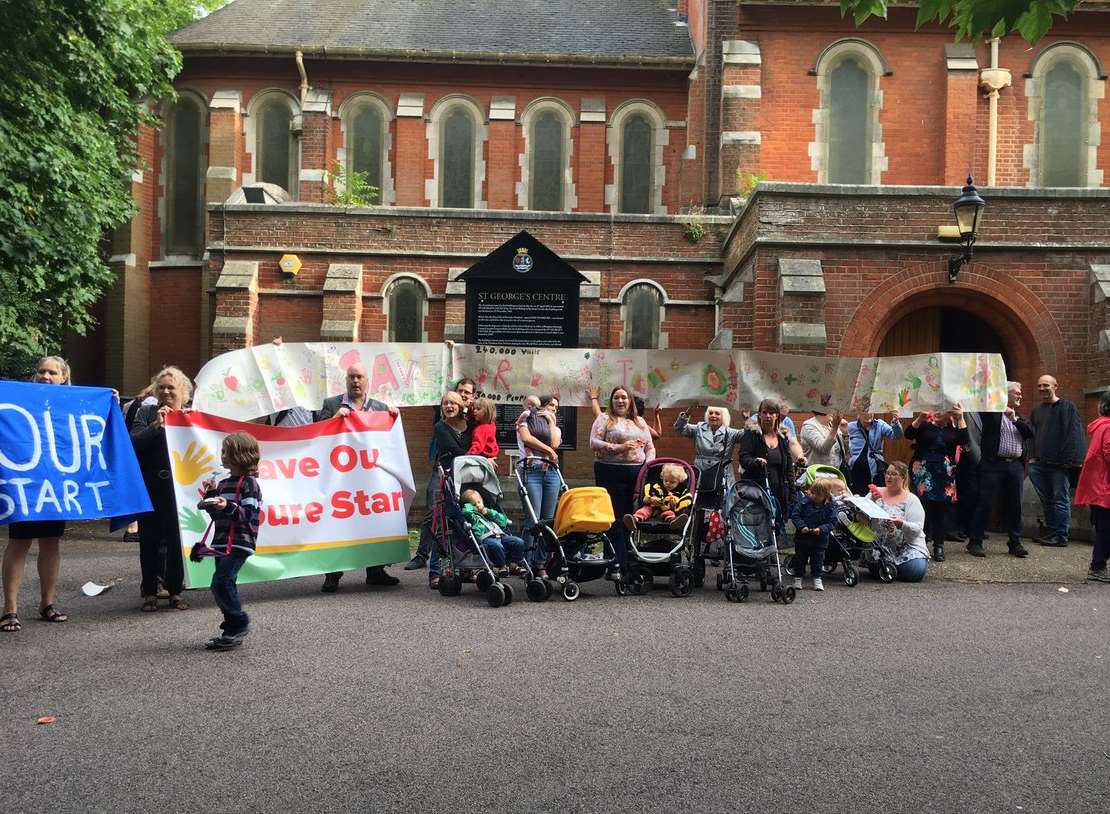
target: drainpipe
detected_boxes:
[295,50,308,107]
[979,38,1012,186]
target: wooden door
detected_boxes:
[877,307,941,466]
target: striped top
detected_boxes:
[202,474,263,555]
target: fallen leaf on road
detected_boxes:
[36,716,57,725]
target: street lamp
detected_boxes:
[947,176,986,283]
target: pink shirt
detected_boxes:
[590,414,656,465]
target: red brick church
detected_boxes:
[71,0,1110,472]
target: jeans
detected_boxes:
[595,462,640,572]
[972,458,1024,545]
[523,463,561,567]
[211,553,249,635]
[1028,462,1072,538]
[483,534,527,567]
[1091,505,1110,571]
[896,556,928,582]
[793,530,828,578]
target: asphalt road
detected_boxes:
[2,532,1108,814]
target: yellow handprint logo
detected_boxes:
[173,442,217,486]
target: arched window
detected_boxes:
[811,39,888,185]
[1027,43,1105,188]
[348,103,384,201]
[620,114,654,214]
[1042,60,1087,186]
[622,284,662,349]
[828,57,871,184]
[386,278,427,342]
[530,110,565,211]
[164,94,207,256]
[441,106,476,208]
[253,93,299,196]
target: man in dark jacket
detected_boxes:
[968,382,1034,558]
[1029,375,1087,546]
[316,362,401,593]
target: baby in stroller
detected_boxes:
[460,489,527,578]
[624,462,692,531]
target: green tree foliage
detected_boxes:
[0,0,224,375]
[842,0,1079,44]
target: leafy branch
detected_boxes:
[840,0,1079,44]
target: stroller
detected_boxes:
[713,476,796,604]
[514,459,621,601]
[830,495,901,584]
[435,455,537,608]
[625,458,699,597]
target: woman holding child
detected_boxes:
[516,394,562,578]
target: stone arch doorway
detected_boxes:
[873,299,1036,464]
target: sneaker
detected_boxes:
[204,635,243,651]
[1039,535,1068,547]
[403,555,427,571]
[966,541,986,558]
[1087,567,1110,583]
[812,578,824,591]
[792,577,803,590]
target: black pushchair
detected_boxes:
[714,476,796,604]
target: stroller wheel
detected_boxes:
[628,566,651,596]
[543,579,554,600]
[770,583,784,603]
[501,582,514,606]
[439,574,462,597]
[715,572,724,591]
[669,568,693,598]
[822,561,838,575]
[782,585,796,604]
[724,584,736,602]
[878,561,897,583]
[486,583,506,608]
[738,582,750,603]
[784,557,798,578]
[759,576,768,593]
[476,570,495,592]
[844,565,859,587]
[562,582,581,602]
[614,579,629,597]
[526,579,548,602]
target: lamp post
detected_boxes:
[947,176,986,283]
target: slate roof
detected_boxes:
[170,0,694,67]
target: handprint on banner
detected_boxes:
[173,442,217,486]
[179,506,209,535]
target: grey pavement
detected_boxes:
[2,526,1108,814]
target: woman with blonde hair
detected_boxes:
[130,365,194,612]
[2,356,73,632]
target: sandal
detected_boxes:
[1,612,21,632]
[39,604,68,623]
[167,596,190,611]
[140,596,159,612]
[428,576,441,590]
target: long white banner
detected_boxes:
[191,343,1007,421]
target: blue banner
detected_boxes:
[0,381,152,524]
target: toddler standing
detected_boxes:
[194,431,263,651]
[790,478,836,591]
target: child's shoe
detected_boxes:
[497,567,509,578]
[812,578,825,591]
[623,514,637,532]
[205,635,243,651]
[792,577,803,590]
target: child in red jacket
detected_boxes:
[467,398,500,459]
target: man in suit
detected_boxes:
[317,362,401,593]
[968,382,1034,558]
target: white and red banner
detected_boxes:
[164,410,415,588]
